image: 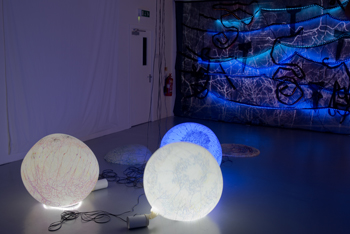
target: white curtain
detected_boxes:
[0,0,129,164]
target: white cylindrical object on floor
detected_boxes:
[92,178,108,191]
[127,215,149,229]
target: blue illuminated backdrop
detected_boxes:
[174,0,350,134]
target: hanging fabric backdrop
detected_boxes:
[0,0,129,164]
[174,0,350,134]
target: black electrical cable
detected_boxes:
[153,0,171,147]
[48,194,145,232]
[99,167,145,188]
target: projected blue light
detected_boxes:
[197,13,350,48]
[176,0,350,134]
[262,5,326,12]
[206,91,350,123]
[196,40,348,69]
[207,90,336,111]
[160,123,222,165]
[207,1,349,30]
[260,0,347,21]
[220,13,256,28]
[205,91,350,132]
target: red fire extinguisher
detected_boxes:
[164,73,173,96]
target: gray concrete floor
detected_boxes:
[1,116,350,234]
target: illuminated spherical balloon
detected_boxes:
[21,134,99,207]
[160,122,222,165]
[144,142,223,221]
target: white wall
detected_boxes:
[0,0,175,165]
[117,0,175,123]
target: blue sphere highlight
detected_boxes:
[160,122,222,165]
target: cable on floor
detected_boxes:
[48,194,145,231]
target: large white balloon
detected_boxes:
[21,134,99,207]
[144,142,223,221]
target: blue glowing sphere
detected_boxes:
[160,122,222,165]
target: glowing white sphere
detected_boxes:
[160,122,222,165]
[21,134,99,207]
[144,142,223,221]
